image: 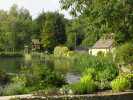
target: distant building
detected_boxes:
[89,33,115,56]
[31,39,41,51]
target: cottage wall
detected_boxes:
[89,48,114,56]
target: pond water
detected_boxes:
[0,56,80,83]
[0,57,24,73]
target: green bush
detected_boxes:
[0,69,10,85]
[16,65,66,91]
[3,82,27,96]
[5,64,66,96]
[115,43,133,64]
[54,46,75,57]
[54,46,69,57]
[70,75,97,94]
[111,76,131,92]
[96,81,111,90]
[82,66,118,90]
[73,53,118,90]
[124,74,133,89]
[74,53,118,80]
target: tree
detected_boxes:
[0,5,33,51]
[35,12,46,38]
[60,0,91,16]
[115,43,133,65]
[60,0,133,45]
[41,12,66,51]
[66,19,85,49]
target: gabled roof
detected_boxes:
[92,39,114,49]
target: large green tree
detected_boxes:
[65,18,85,49]
[0,5,33,51]
[60,0,133,45]
[41,12,66,51]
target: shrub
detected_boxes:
[3,82,27,96]
[70,75,97,94]
[73,53,118,90]
[82,66,118,90]
[111,76,131,92]
[96,81,111,90]
[115,43,133,64]
[16,65,66,91]
[80,75,97,93]
[54,46,69,57]
[0,69,10,85]
[124,74,133,89]
[74,53,118,79]
[83,68,96,78]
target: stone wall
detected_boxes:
[18,91,133,100]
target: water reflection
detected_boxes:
[0,56,80,83]
[0,57,23,73]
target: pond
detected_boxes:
[0,57,24,73]
[0,56,80,83]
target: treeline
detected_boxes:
[0,5,66,52]
[1,0,133,53]
[0,4,90,52]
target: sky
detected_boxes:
[0,0,71,19]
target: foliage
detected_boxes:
[115,43,133,64]
[70,75,97,94]
[41,12,66,51]
[2,82,28,96]
[60,0,90,16]
[1,64,66,95]
[74,53,118,81]
[72,53,118,90]
[1,1,133,52]
[0,69,10,85]
[65,19,86,49]
[0,5,33,51]
[124,73,133,89]
[111,76,131,92]
[54,46,69,57]
[60,0,133,45]
[54,46,75,58]
[0,5,67,52]
[54,58,72,74]
[16,65,66,91]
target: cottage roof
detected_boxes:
[92,39,114,49]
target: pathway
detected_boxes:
[0,94,32,100]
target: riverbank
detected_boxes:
[2,91,133,100]
[0,52,23,57]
